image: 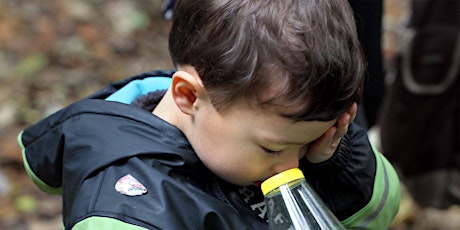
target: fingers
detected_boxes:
[332,102,356,143]
[305,126,337,163]
[334,113,349,143]
[347,102,358,124]
[304,102,357,163]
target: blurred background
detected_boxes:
[0,0,458,229]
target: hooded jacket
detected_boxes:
[18,70,400,229]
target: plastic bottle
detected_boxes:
[261,168,345,230]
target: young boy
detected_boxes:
[18,0,400,229]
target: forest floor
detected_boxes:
[0,0,459,229]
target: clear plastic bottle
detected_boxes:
[261,168,345,230]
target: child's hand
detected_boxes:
[305,103,357,163]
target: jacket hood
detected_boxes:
[19,70,212,190]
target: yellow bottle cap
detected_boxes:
[261,168,305,195]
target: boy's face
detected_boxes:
[189,98,336,186]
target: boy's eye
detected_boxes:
[261,146,283,155]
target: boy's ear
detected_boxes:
[171,70,204,115]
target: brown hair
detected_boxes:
[169,0,364,121]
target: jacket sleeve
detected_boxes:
[300,122,400,229]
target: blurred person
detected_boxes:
[162,0,176,20]
[349,0,385,130]
[380,0,460,209]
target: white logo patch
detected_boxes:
[115,174,148,196]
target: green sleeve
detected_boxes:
[72,217,148,230]
[341,145,401,229]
